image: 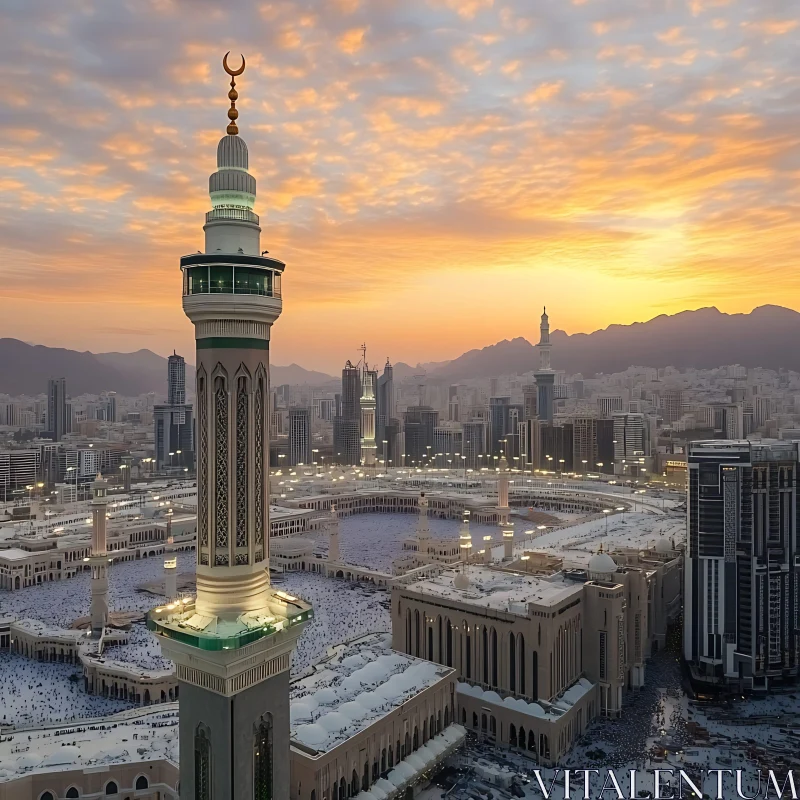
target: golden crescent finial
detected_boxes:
[223,51,246,77]
[222,52,246,135]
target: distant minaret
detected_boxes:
[483,534,493,564]
[497,454,510,526]
[328,504,341,562]
[459,511,472,564]
[360,344,377,468]
[89,474,110,637]
[535,307,555,422]
[417,492,431,543]
[163,510,177,600]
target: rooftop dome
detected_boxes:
[217,134,249,170]
[654,537,672,554]
[588,552,617,575]
[454,572,470,590]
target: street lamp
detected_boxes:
[603,508,611,533]
[616,505,625,523]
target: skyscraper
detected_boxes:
[403,405,439,465]
[376,358,394,446]
[612,412,645,461]
[571,416,598,472]
[47,377,68,441]
[333,360,361,465]
[661,388,683,424]
[534,308,555,422]
[685,440,800,691]
[463,419,487,470]
[488,396,511,457]
[148,56,311,800]
[288,406,311,466]
[154,351,194,471]
[167,351,186,405]
[448,384,460,422]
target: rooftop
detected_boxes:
[147,590,313,651]
[0,706,178,784]
[290,632,453,755]
[404,566,583,613]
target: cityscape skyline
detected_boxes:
[2,26,800,797]
[2,0,799,371]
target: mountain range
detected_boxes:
[1,305,798,395]
[0,340,334,396]
[428,305,800,381]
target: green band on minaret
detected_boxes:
[196,337,269,350]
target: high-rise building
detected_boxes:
[167,351,186,405]
[571,416,598,472]
[462,419,487,470]
[488,396,511,457]
[534,308,555,422]
[376,358,394,445]
[433,426,463,467]
[662,388,683,424]
[597,396,623,417]
[153,403,194,470]
[519,418,541,471]
[523,384,538,421]
[47,377,68,441]
[403,405,438,465]
[685,440,800,691]
[384,418,401,467]
[612,412,645,461]
[596,418,615,473]
[155,350,194,471]
[288,406,311,466]
[448,385,460,422]
[333,361,361,465]
[149,57,311,800]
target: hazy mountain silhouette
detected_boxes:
[429,306,800,380]
[0,339,334,396]
[3,306,798,395]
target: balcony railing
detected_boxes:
[205,208,259,224]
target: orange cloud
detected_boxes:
[338,27,368,54]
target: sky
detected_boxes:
[1,0,799,373]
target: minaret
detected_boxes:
[454,511,472,589]
[497,454,514,558]
[497,454,510,526]
[535,307,555,422]
[416,492,431,544]
[89,473,110,638]
[360,344,377,468]
[458,511,472,564]
[328,504,341,563]
[149,54,311,800]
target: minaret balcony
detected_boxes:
[181,253,284,298]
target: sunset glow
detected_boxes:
[1,0,798,371]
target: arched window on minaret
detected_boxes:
[197,368,209,562]
[254,715,273,800]
[254,370,266,560]
[213,373,229,560]
[195,724,212,800]
[235,372,250,560]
